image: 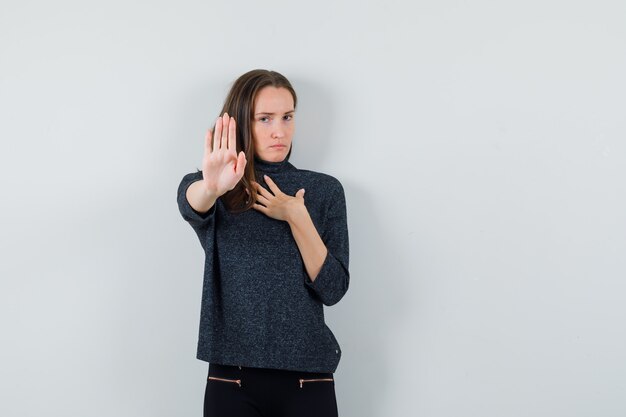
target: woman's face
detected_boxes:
[252,86,295,162]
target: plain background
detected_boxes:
[1,0,625,416]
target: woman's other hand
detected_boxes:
[251,175,305,222]
[201,112,247,197]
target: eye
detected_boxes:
[259,116,270,122]
[284,114,293,121]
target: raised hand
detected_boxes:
[201,112,247,197]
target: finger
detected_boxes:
[205,128,213,153]
[228,116,236,152]
[235,151,247,177]
[255,192,270,206]
[235,151,246,178]
[262,175,282,195]
[252,203,267,214]
[252,180,271,198]
[221,113,229,148]
[213,117,222,151]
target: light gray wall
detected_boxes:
[1,1,624,416]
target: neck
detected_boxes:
[254,154,292,174]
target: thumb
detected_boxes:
[235,151,247,176]
[295,188,305,198]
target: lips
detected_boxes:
[270,145,286,148]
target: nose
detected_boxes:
[271,123,285,139]
[272,119,285,139]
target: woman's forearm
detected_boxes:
[186,180,218,213]
[287,206,328,282]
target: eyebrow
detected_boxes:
[254,110,295,116]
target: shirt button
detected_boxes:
[335,350,339,354]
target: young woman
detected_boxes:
[177,69,350,417]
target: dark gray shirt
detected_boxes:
[177,156,350,373]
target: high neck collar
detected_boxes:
[254,155,293,174]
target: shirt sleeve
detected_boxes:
[177,171,216,240]
[304,181,350,306]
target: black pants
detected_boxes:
[204,363,339,417]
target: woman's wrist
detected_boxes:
[286,203,308,226]
[187,180,219,213]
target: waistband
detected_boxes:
[209,362,333,379]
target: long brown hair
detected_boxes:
[209,69,297,213]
